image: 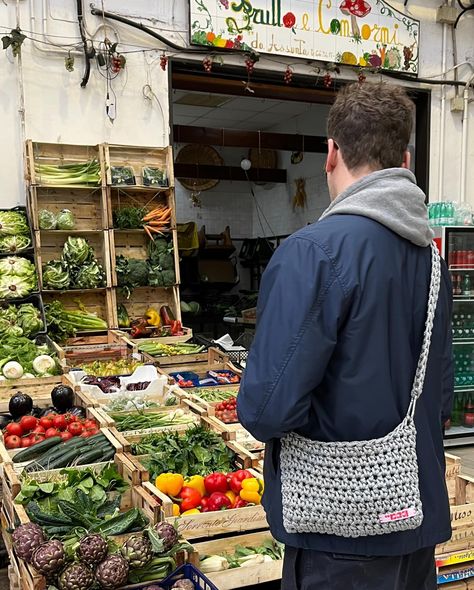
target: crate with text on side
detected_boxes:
[437,226,474,446]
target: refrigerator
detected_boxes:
[434,226,474,447]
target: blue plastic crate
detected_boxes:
[129,563,219,590]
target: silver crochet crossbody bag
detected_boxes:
[280,242,441,538]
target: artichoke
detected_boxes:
[77,534,108,566]
[152,522,178,552]
[95,554,129,590]
[31,539,65,576]
[12,523,45,563]
[120,534,153,568]
[58,563,94,590]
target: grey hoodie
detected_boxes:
[319,168,434,247]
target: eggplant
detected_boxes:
[68,405,87,419]
[51,384,74,412]
[31,406,43,418]
[0,414,12,429]
[41,406,58,417]
[9,392,33,419]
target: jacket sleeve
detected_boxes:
[440,263,454,424]
[237,235,348,443]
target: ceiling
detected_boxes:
[171,89,330,132]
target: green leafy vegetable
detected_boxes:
[74,260,105,289]
[116,256,148,297]
[113,206,146,229]
[56,209,75,230]
[0,335,59,377]
[62,237,93,266]
[35,159,101,186]
[0,256,35,277]
[42,260,71,290]
[0,210,29,236]
[16,303,44,337]
[38,209,57,230]
[45,300,107,343]
[0,234,31,253]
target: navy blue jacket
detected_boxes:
[237,214,454,556]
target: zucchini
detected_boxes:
[74,448,107,466]
[32,437,86,463]
[101,447,116,461]
[12,437,62,463]
[91,508,140,536]
[46,447,85,469]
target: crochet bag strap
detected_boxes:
[407,242,441,419]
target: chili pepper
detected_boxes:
[130,318,149,338]
[200,496,210,512]
[179,486,202,511]
[171,320,183,335]
[204,472,228,494]
[228,469,253,494]
[207,492,232,511]
[225,490,237,506]
[185,475,206,497]
[239,478,264,505]
[181,508,201,515]
[234,498,248,509]
[155,473,184,497]
[172,503,180,516]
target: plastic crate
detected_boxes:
[142,563,219,590]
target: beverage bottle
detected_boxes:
[440,202,448,225]
[464,392,474,428]
[462,274,471,297]
[451,393,462,426]
[447,202,455,225]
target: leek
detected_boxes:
[35,159,101,186]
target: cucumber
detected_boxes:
[33,437,86,462]
[46,447,85,469]
[74,448,108,466]
[101,447,116,462]
[12,437,62,463]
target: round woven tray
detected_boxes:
[249,148,278,169]
[176,144,224,192]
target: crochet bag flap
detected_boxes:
[280,242,441,538]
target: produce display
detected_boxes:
[110,408,194,433]
[126,304,184,339]
[0,255,37,299]
[200,539,284,573]
[155,469,264,516]
[132,425,234,479]
[45,299,108,342]
[0,209,31,253]
[138,342,205,358]
[34,159,101,185]
[0,302,44,338]
[71,358,144,376]
[42,236,105,290]
[39,208,75,230]
[214,397,238,423]
[190,387,238,403]
[0,335,59,380]
[113,204,172,238]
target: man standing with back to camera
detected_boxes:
[237,82,454,590]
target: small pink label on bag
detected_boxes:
[379,508,417,523]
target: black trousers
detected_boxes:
[282,546,436,590]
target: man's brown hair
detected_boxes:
[327,82,415,171]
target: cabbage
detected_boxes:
[56,209,75,230]
[73,260,105,289]
[0,317,23,337]
[16,303,44,337]
[0,211,29,236]
[62,236,93,266]
[0,235,31,254]
[42,260,71,290]
[38,209,57,230]
[0,275,36,299]
[0,256,36,278]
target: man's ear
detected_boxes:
[325,139,339,174]
[401,150,411,170]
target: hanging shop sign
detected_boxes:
[189,0,420,74]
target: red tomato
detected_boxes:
[20,437,32,448]
[39,416,54,429]
[5,435,21,449]
[19,415,38,433]
[64,413,78,423]
[45,428,59,439]
[30,433,45,444]
[83,419,98,430]
[68,422,83,436]
[86,428,99,437]
[31,425,45,435]
[5,422,23,437]
[80,430,93,438]
[52,415,67,431]
[60,431,73,441]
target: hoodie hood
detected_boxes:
[319,168,433,247]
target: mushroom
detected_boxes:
[339,0,371,38]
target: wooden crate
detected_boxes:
[42,289,117,332]
[115,284,182,326]
[437,475,474,556]
[192,531,283,589]
[28,186,108,230]
[54,330,137,364]
[107,186,172,228]
[0,374,67,413]
[103,144,174,189]
[34,229,112,289]
[447,453,463,506]
[143,468,267,540]
[160,354,240,379]
[25,140,103,187]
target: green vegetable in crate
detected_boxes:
[121,533,153,568]
[0,210,29,236]
[0,256,35,277]
[0,336,58,378]
[148,238,174,270]
[117,303,130,328]
[16,303,44,337]
[74,260,105,289]
[148,265,175,287]
[116,256,149,297]
[39,209,57,229]
[113,206,146,230]
[56,208,75,230]
[45,300,107,342]
[62,236,93,266]
[0,274,36,299]
[43,260,71,289]
[0,234,31,254]
[35,159,101,186]
[110,408,194,432]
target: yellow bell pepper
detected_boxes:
[155,473,184,497]
[185,475,206,497]
[225,490,237,506]
[172,503,180,516]
[181,508,201,515]
[239,478,264,505]
[145,307,161,327]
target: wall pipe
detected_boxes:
[460,73,474,203]
[437,22,448,202]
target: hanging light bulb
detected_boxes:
[240,158,252,171]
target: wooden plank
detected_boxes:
[173,124,327,154]
[174,163,287,183]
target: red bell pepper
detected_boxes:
[200,496,210,512]
[171,320,183,335]
[204,472,228,494]
[179,486,202,512]
[234,498,248,509]
[207,492,232,511]
[228,469,253,494]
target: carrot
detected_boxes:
[144,225,153,240]
[147,225,165,234]
[143,208,166,222]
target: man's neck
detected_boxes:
[331,165,379,202]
